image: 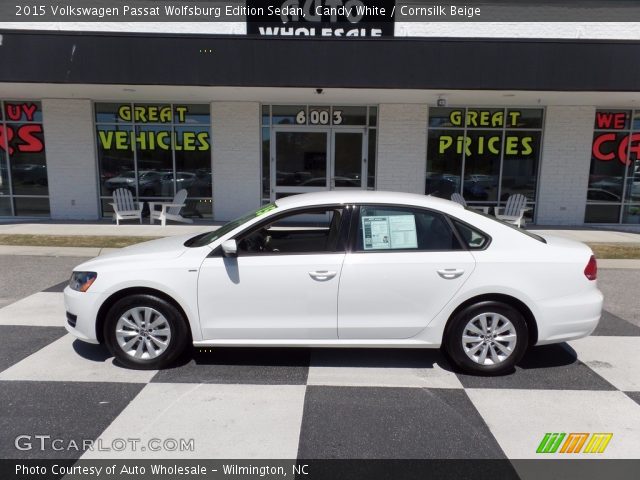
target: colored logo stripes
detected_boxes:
[537,433,613,454]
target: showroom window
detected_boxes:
[426,107,544,223]
[0,100,50,217]
[95,103,212,218]
[586,109,640,224]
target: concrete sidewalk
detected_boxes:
[0,222,215,237]
[531,228,640,244]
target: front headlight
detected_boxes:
[69,271,97,292]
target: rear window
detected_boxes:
[451,219,489,250]
[465,208,546,243]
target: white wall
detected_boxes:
[536,106,595,225]
[396,22,640,39]
[211,102,261,221]
[376,104,427,194]
[42,99,99,219]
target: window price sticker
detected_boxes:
[362,215,417,250]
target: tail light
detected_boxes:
[584,255,597,281]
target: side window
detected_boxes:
[451,219,490,250]
[236,207,345,255]
[357,206,462,252]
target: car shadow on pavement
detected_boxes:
[72,339,112,362]
[451,343,579,379]
[305,347,450,370]
[453,342,617,390]
[517,343,578,370]
[167,345,454,372]
[174,345,312,368]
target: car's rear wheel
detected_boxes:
[444,301,528,375]
[104,294,189,369]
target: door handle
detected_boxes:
[437,268,465,279]
[309,270,337,281]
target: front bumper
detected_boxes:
[63,286,104,344]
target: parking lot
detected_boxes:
[1,254,640,462]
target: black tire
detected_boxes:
[104,294,189,369]
[444,301,528,376]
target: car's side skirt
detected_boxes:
[192,339,439,348]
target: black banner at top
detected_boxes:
[2,0,640,23]
[246,0,396,37]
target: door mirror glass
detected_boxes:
[221,239,238,257]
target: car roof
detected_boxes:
[274,190,464,212]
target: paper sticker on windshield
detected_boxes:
[255,204,277,217]
[362,215,418,250]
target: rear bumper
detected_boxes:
[535,287,603,345]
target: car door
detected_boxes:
[198,206,349,340]
[337,205,477,339]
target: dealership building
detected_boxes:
[1,17,640,226]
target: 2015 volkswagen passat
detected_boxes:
[64,191,602,375]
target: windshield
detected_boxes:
[185,203,278,247]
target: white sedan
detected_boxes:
[64,191,602,375]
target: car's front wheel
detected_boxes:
[444,301,528,375]
[104,294,189,369]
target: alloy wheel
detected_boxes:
[461,312,517,366]
[115,306,172,360]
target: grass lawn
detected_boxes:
[0,234,160,249]
[586,243,640,260]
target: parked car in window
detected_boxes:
[159,170,212,197]
[64,191,602,375]
[11,163,48,186]
[587,188,621,202]
[104,170,165,196]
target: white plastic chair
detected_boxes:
[149,189,194,226]
[450,193,490,214]
[109,188,143,225]
[494,194,528,228]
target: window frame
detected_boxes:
[586,108,640,224]
[94,101,212,218]
[212,204,354,257]
[0,100,50,217]
[348,204,471,254]
[425,106,545,224]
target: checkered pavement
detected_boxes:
[1,281,640,461]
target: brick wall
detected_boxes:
[536,106,595,225]
[211,102,260,221]
[376,104,428,194]
[42,99,99,219]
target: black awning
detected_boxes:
[1,30,639,91]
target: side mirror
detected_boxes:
[221,239,238,257]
